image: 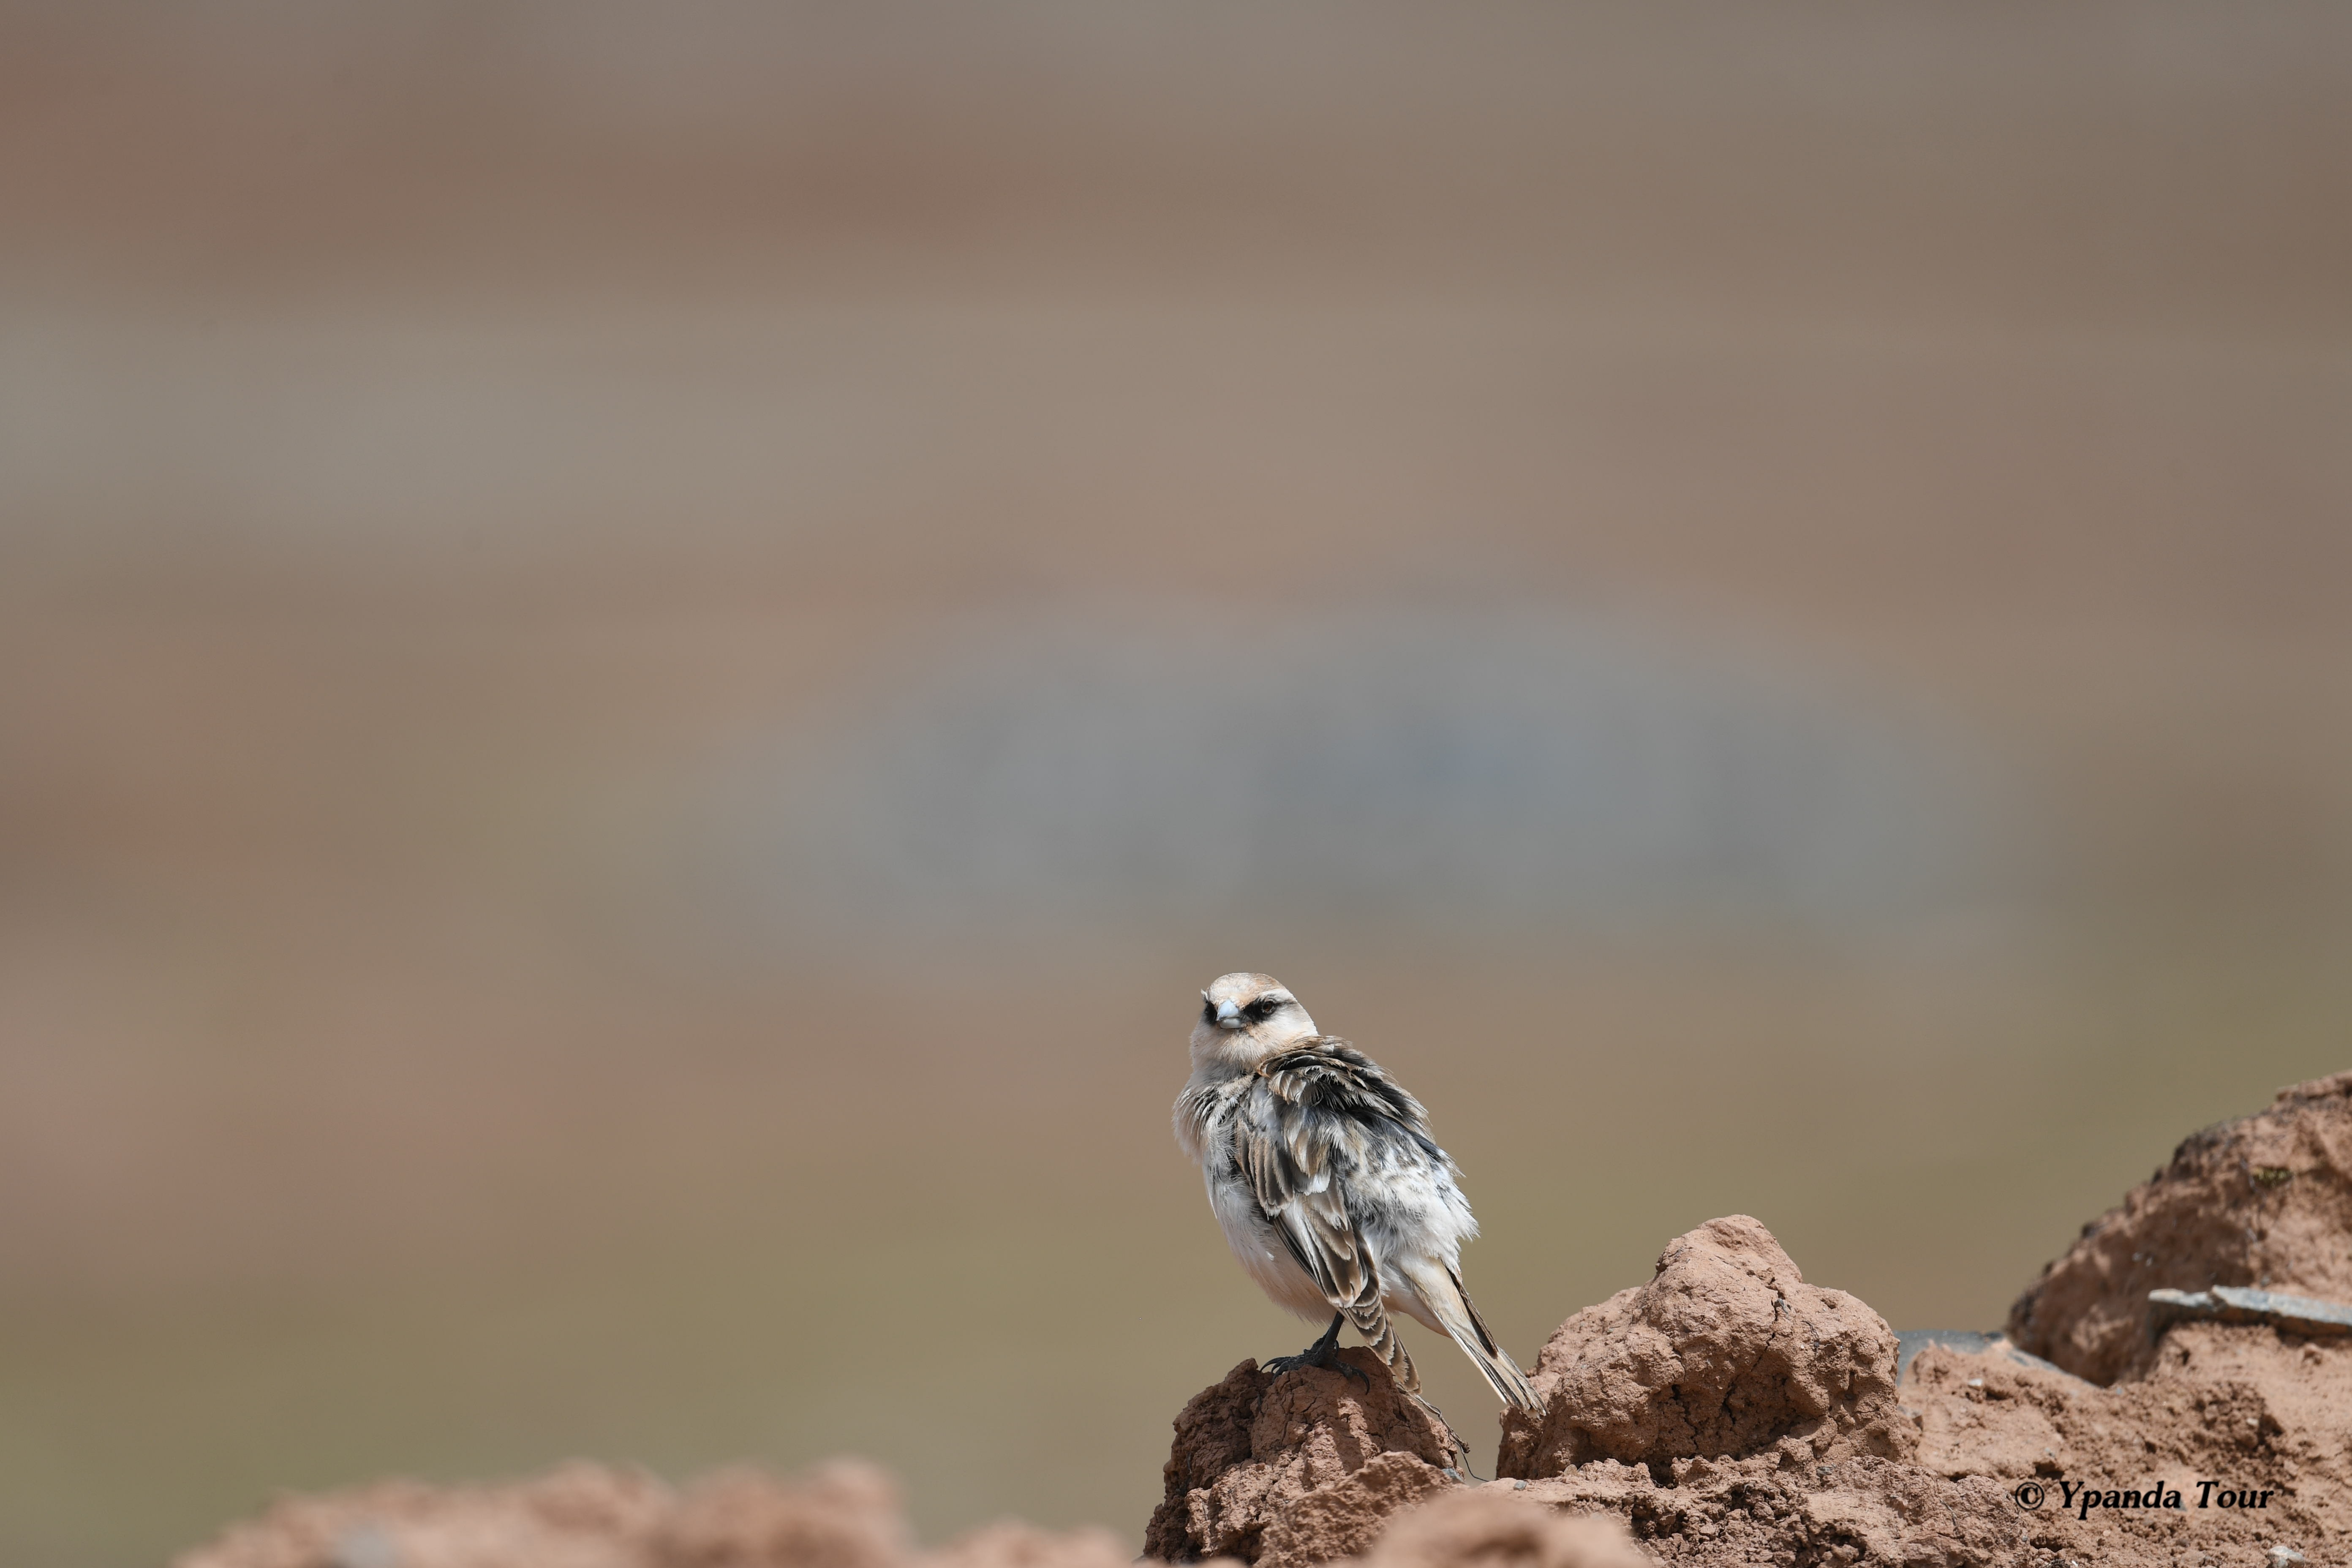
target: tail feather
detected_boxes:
[1415,1264,1544,1416]
[1342,1299,1420,1394]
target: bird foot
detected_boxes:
[1263,1342,1371,1392]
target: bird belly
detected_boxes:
[1349,1161,1479,1334]
[1379,1263,1453,1337]
[1204,1167,1333,1321]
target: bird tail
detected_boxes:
[1341,1298,1419,1394]
[1408,1262,1543,1416]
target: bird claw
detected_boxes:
[1264,1345,1372,1392]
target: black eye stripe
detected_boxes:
[1202,993,1293,1024]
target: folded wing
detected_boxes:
[1234,1038,1541,1414]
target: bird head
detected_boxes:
[1192,971,1318,1065]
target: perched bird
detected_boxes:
[1173,972,1542,1415]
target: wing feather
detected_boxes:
[1230,1037,1432,1315]
[1214,1034,1532,1412]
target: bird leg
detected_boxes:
[1263,1312,1370,1391]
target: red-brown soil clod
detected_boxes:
[1496,1214,1916,1478]
[1143,1350,1465,1568]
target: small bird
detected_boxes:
[1173,972,1542,1416]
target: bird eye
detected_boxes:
[1200,997,1217,1023]
[1246,996,1283,1020]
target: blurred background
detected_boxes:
[3,3,2350,1563]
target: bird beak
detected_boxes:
[1216,1000,1243,1029]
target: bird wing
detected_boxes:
[1232,1039,1436,1316]
[1230,1038,1541,1414]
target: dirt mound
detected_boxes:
[1151,1206,2343,1566]
[174,1460,1129,1568]
[2008,1069,2352,1385]
[1143,1350,1466,1568]
[180,1079,2352,1568]
[1145,1219,2030,1568]
[1496,1215,1915,1477]
[1476,1216,2031,1566]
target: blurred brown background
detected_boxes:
[3,4,2350,1564]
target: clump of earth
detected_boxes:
[182,1073,2352,1568]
